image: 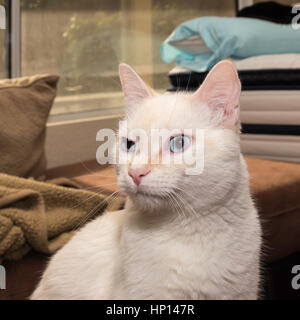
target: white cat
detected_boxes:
[32,61,262,300]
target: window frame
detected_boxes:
[6,0,20,78]
[45,113,123,169]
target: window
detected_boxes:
[2,0,238,167]
[3,0,236,122]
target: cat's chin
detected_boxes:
[126,190,167,211]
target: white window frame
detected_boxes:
[46,114,123,169]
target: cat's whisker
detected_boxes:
[78,161,116,178]
[79,173,117,178]
[174,193,191,221]
[67,191,107,212]
[185,71,192,92]
[74,190,122,231]
[172,186,200,202]
[169,189,192,220]
[173,191,196,216]
[174,192,199,221]
[164,193,180,220]
[168,192,186,221]
[66,183,120,213]
[88,191,123,230]
[80,182,119,191]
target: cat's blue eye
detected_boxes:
[121,138,136,153]
[169,135,191,153]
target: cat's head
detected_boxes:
[116,61,242,213]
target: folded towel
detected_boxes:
[161,17,300,72]
[0,173,124,263]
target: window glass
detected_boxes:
[21,0,235,119]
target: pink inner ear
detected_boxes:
[191,60,241,127]
[119,63,154,109]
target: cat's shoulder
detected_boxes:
[31,209,125,299]
[61,209,125,253]
[46,210,125,275]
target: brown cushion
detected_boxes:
[247,157,300,217]
[247,157,300,262]
[0,75,59,178]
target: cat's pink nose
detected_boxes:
[128,167,150,186]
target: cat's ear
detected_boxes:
[119,63,155,113]
[190,60,241,128]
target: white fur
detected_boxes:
[32,62,261,300]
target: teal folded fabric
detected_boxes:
[161,17,300,72]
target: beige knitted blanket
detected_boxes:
[0,173,124,263]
